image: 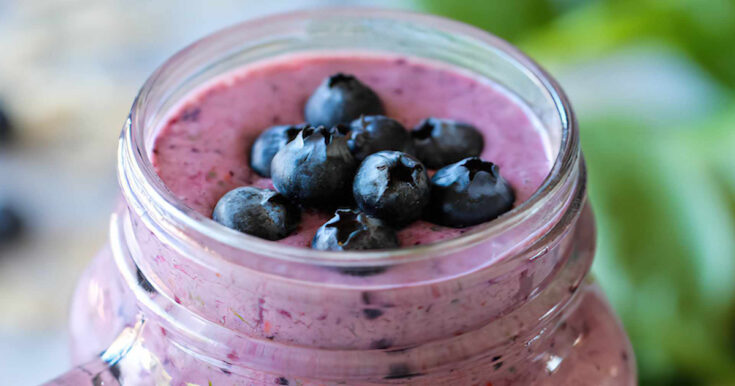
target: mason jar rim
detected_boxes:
[120,7,579,267]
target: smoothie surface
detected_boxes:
[151,53,553,247]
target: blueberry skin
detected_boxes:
[271,126,357,206]
[411,118,484,169]
[353,151,430,227]
[428,157,515,228]
[135,266,155,294]
[212,187,300,240]
[304,73,384,127]
[348,115,414,162]
[312,209,398,251]
[0,204,23,244]
[338,266,387,276]
[249,124,304,177]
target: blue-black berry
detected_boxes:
[250,124,304,177]
[212,187,300,240]
[347,115,413,161]
[411,118,483,169]
[428,157,514,227]
[271,126,356,206]
[311,209,398,251]
[353,151,430,227]
[0,204,23,244]
[0,105,13,144]
[304,73,384,127]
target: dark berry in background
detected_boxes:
[312,208,399,251]
[353,151,430,227]
[212,187,300,241]
[348,115,414,162]
[249,124,304,177]
[0,105,14,144]
[271,126,356,206]
[428,157,515,228]
[0,204,23,244]
[304,73,384,127]
[411,118,484,169]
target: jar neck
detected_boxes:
[110,158,591,378]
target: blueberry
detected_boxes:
[0,105,13,144]
[0,204,23,244]
[427,157,515,228]
[384,363,424,379]
[271,126,356,206]
[353,151,430,227]
[338,266,387,277]
[250,124,304,177]
[327,123,350,137]
[304,73,384,127]
[135,266,155,294]
[348,115,414,161]
[363,308,384,320]
[411,118,484,169]
[311,209,398,251]
[370,338,393,349]
[212,187,300,240]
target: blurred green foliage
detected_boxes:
[585,111,735,384]
[421,0,735,384]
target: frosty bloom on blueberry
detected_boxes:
[304,73,384,127]
[249,124,304,177]
[411,118,484,169]
[427,157,515,228]
[348,115,414,162]
[271,125,356,206]
[212,187,300,240]
[353,151,430,227]
[312,209,398,251]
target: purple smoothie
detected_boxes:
[134,53,562,349]
[56,52,634,385]
[151,54,552,248]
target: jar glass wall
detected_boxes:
[46,9,635,386]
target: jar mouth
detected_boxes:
[121,8,578,267]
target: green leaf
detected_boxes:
[418,0,558,40]
[586,105,735,382]
[521,0,735,88]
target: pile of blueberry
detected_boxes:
[213,74,515,251]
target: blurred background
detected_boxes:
[0,0,733,384]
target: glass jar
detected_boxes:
[46,9,636,386]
